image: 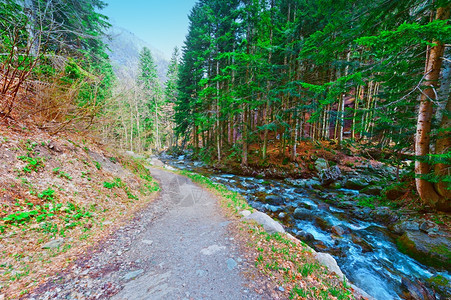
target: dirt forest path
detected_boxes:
[27,167,268,300]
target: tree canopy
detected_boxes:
[174,0,451,211]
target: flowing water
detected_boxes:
[161,155,450,299]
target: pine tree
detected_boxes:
[165,47,181,104]
[138,47,163,151]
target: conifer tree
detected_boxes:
[174,0,451,210]
[138,47,163,151]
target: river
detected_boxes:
[160,154,450,299]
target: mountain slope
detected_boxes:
[105,26,169,82]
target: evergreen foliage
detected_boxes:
[175,0,451,210]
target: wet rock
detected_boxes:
[314,217,331,232]
[397,231,451,270]
[314,252,346,281]
[419,221,438,234]
[313,240,328,251]
[426,275,451,298]
[337,200,356,210]
[265,195,284,205]
[393,221,420,234]
[351,235,373,253]
[293,208,312,219]
[320,165,342,185]
[278,212,287,219]
[331,225,347,236]
[245,211,285,234]
[297,201,314,210]
[42,238,64,249]
[344,177,369,190]
[317,202,330,211]
[263,204,282,213]
[296,230,314,242]
[401,277,435,300]
[351,207,373,221]
[286,179,321,189]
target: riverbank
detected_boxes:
[159,148,451,299]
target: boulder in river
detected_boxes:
[396,231,451,270]
[265,195,284,205]
[401,277,435,300]
[331,225,347,236]
[320,165,342,185]
[293,208,313,219]
[351,234,373,253]
[314,217,331,232]
[286,178,322,189]
[313,240,328,251]
[278,212,287,219]
[296,230,315,241]
[263,204,282,213]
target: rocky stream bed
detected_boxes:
[157,154,451,300]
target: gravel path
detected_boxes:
[27,167,267,300]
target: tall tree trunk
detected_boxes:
[291,108,298,162]
[415,5,450,211]
[24,0,39,56]
[262,18,273,161]
[434,95,451,203]
[155,97,160,151]
[242,104,248,166]
[216,60,221,162]
[337,51,351,146]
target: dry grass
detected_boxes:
[0,127,159,298]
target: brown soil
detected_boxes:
[0,123,159,298]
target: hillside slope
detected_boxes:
[0,124,159,298]
[105,26,169,82]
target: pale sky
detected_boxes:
[103,0,198,58]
